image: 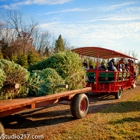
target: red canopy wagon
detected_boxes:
[72,47,138,99]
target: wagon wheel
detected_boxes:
[115,87,122,99]
[70,93,89,119]
[0,122,5,135]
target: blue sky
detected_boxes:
[0,0,140,60]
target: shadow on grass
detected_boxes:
[88,101,140,114]
[1,108,74,129]
[102,101,140,113]
[110,116,140,124]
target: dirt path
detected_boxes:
[1,81,140,139]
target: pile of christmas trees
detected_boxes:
[0,51,86,99]
[29,51,86,92]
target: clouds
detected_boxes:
[0,0,71,9]
[30,0,71,5]
[1,0,140,59]
[37,1,140,46]
[42,8,92,15]
[39,20,140,46]
[38,10,140,54]
[98,1,136,12]
[35,4,140,47]
[86,15,140,23]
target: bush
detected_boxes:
[0,59,29,99]
[16,54,28,68]
[28,68,65,96]
[27,51,40,65]
[28,51,86,90]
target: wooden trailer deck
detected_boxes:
[0,87,92,118]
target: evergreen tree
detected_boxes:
[11,53,18,62]
[27,51,40,65]
[54,35,65,53]
[17,54,28,68]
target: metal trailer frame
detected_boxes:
[86,70,134,99]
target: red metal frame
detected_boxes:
[86,70,134,94]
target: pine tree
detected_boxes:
[54,35,65,53]
[11,53,18,62]
[27,51,40,65]
[17,54,28,68]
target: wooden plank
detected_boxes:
[0,87,92,117]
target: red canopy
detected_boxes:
[72,47,137,60]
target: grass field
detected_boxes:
[52,86,140,140]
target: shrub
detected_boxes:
[16,54,28,68]
[27,51,40,65]
[0,59,29,99]
[28,68,65,96]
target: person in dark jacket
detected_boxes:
[107,59,117,71]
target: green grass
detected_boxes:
[52,92,140,140]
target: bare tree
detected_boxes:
[0,23,12,54]
[33,31,52,57]
[3,10,38,54]
[125,49,138,61]
[0,22,4,49]
[0,22,4,38]
[3,11,23,37]
[63,39,71,50]
[1,24,15,44]
[131,50,138,59]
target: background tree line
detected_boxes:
[0,10,139,70]
[0,10,71,68]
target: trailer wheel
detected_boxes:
[0,122,5,135]
[115,88,122,99]
[70,93,89,119]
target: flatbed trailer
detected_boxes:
[0,87,91,134]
